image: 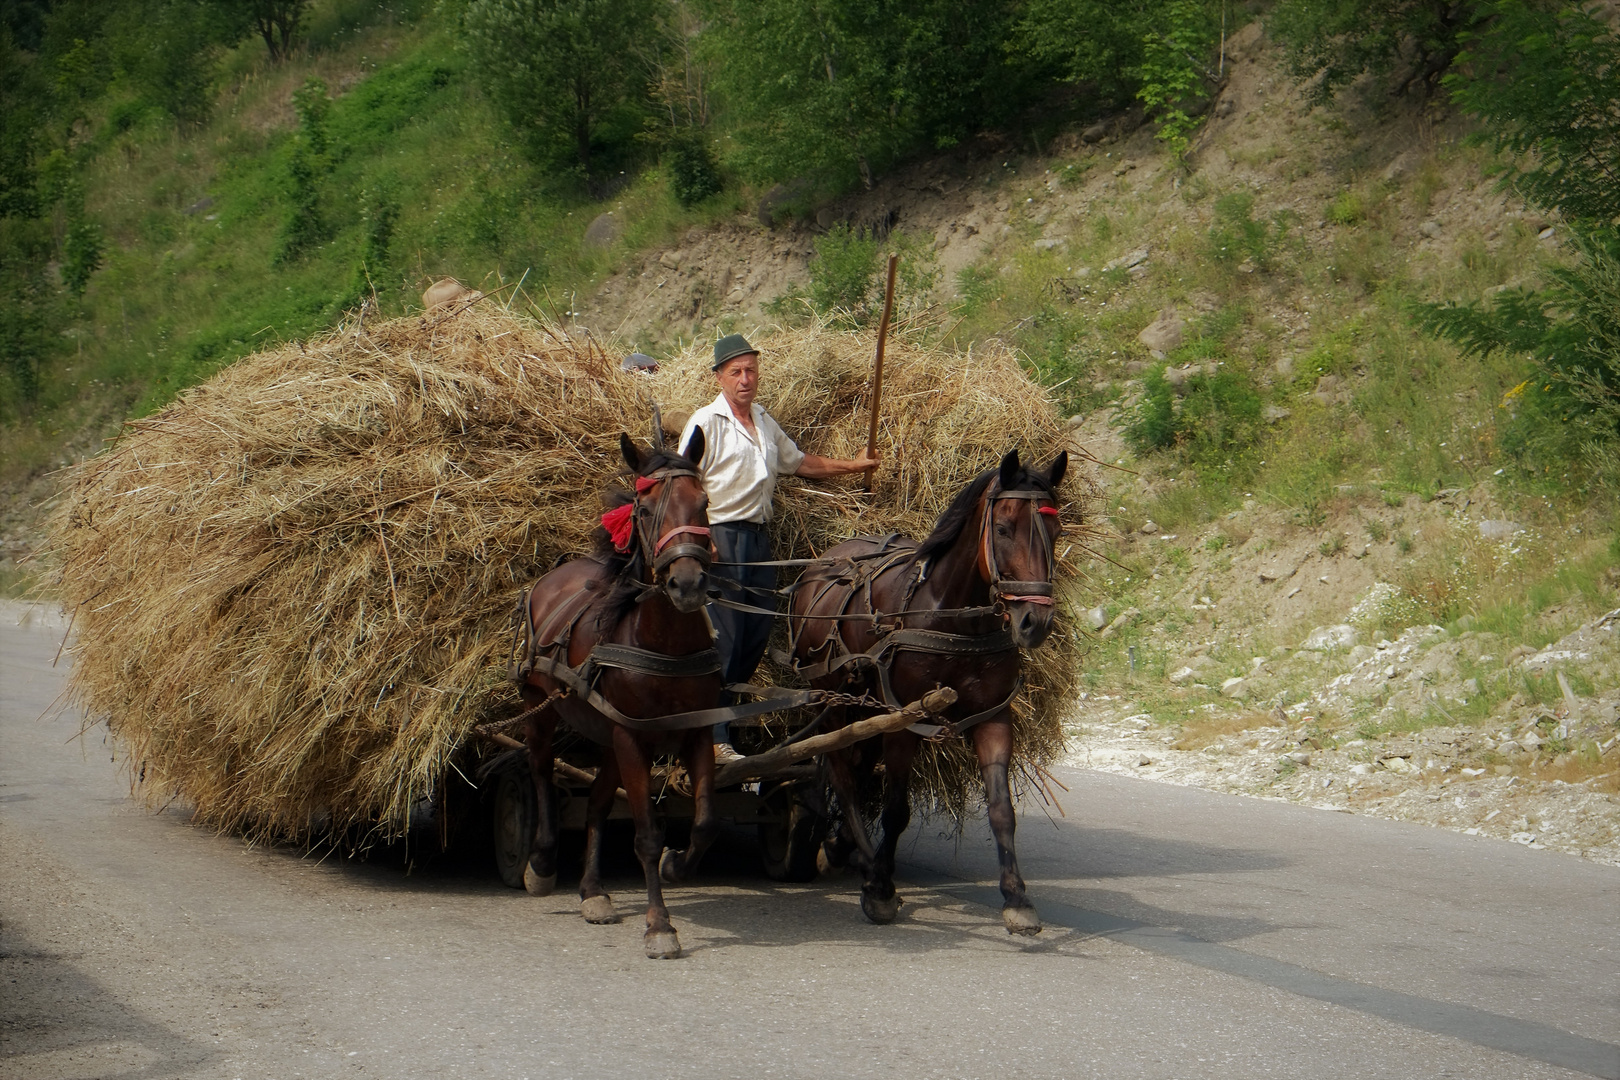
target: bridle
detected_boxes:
[631,467,713,579]
[976,482,1060,609]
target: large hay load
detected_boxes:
[46,305,1093,841]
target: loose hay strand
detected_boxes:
[44,307,1097,841]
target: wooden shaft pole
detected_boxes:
[712,686,956,788]
[864,253,901,494]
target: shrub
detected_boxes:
[667,132,722,207]
[61,216,103,295]
[1327,189,1365,225]
[808,224,880,318]
[1209,192,1285,268]
[1124,366,1178,453]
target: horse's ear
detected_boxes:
[682,425,705,466]
[1044,449,1068,490]
[999,449,1021,490]
[620,432,643,474]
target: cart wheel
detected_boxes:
[758,783,826,883]
[492,766,537,889]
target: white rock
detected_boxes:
[1085,605,1109,629]
[1478,520,1525,541]
[1137,307,1185,356]
[1139,520,1160,535]
[1220,676,1248,699]
[1104,246,1150,272]
[1301,624,1358,650]
[1169,666,1198,684]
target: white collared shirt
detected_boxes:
[680,393,805,524]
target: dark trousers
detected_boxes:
[709,521,776,742]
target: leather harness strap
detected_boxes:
[586,642,721,679]
[784,481,1059,738]
[524,652,822,732]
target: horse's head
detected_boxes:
[617,418,711,613]
[979,448,1068,648]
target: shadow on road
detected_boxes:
[0,925,211,1080]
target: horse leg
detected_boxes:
[522,704,559,896]
[974,718,1041,935]
[660,727,717,884]
[613,726,681,959]
[862,731,920,924]
[823,746,891,924]
[578,750,622,925]
[813,708,858,875]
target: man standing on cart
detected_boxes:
[680,334,879,763]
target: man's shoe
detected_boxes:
[713,742,747,765]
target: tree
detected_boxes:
[124,0,242,123]
[462,0,657,178]
[1269,0,1488,103]
[700,0,1022,190]
[1009,0,1155,105]
[1416,2,1620,464]
[246,0,308,64]
[1011,0,1222,159]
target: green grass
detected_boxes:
[1,9,747,483]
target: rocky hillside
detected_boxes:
[7,11,1614,860]
[573,19,1620,860]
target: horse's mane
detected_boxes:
[589,446,696,628]
[912,461,1056,564]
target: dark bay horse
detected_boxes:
[788,448,1067,934]
[513,424,722,959]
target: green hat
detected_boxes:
[712,333,758,370]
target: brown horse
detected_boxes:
[788,448,1067,934]
[514,423,722,959]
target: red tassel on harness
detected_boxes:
[1038,506,1060,517]
[601,503,635,552]
[601,477,661,552]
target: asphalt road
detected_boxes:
[3,606,1618,1080]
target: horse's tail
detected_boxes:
[506,585,534,683]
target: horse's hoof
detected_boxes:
[816,846,845,877]
[1003,905,1043,936]
[522,863,556,897]
[860,892,901,925]
[580,895,620,924]
[659,847,682,884]
[644,929,682,959]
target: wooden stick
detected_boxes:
[713,686,956,788]
[864,253,901,494]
